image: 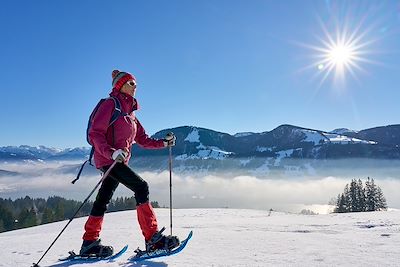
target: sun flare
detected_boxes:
[299,14,381,88]
[313,31,365,84]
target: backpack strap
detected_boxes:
[108,96,123,125]
[71,158,90,184]
[88,96,122,165]
[88,146,95,166]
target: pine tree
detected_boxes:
[356,179,366,212]
[126,197,136,209]
[349,179,358,212]
[41,207,54,224]
[151,201,160,208]
[0,204,15,231]
[54,202,65,221]
[375,186,387,211]
[17,208,38,228]
[335,194,347,213]
[334,177,387,213]
[343,184,351,212]
[365,177,376,211]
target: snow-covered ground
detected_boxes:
[1,208,399,267]
[298,129,377,145]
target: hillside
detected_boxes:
[1,208,399,267]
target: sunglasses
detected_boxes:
[127,80,136,87]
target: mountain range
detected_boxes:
[1,124,400,175]
[0,124,400,177]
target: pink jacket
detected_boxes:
[88,89,165,168]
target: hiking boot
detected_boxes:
[145,227,180,252]
[80,239,114,258]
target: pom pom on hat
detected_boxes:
[112,69,135,90]
[111,70,120,79]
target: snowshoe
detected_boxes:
[145,227,180,252]
[132,230,193,262]
[79,239,114,258]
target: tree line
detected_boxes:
[334,177,387,213]
[0,196,159,233]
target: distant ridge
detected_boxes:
[1,124,399,163]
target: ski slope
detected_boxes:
[1,208,399,267]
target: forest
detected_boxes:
[334,177,387,213]
[0,196,159,232]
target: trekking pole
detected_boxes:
[169,146,173,236]
[32,160,118,267]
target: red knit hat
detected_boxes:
[112,70,135,90]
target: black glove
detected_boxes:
[163,132,176,147]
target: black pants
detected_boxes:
[90,163,149,217]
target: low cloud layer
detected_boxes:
[1,162,399,214]
[143,172,400,213]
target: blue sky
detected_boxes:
[1,0,399,148]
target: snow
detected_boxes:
[300,130,326,145]
[184,128,200,143]
[323,133,377,145]
[198,148,232,159]
[274,149,294,166]
[1,208,399,267]
[0,146,66,156]
[234,132,254,138]
[297,129,377,145]
[181,129,235,160]
[176,146,233,160]
[256,146,272,152]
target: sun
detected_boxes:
[328,44,354,66]
[299,14,381,88]
[313,29,365,85]
[319,38,360,82]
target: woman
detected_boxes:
[80,69,179,257]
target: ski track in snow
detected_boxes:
[1,208,399,267]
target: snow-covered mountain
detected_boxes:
[0,146,91,161]
[1,124,399,175]
[1,208,399,267]
[137,124,400,159]
[330,128,358,135]
[130,124,400,174]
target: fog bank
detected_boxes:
[1,161,399,214]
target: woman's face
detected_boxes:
[121,79,137,96]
